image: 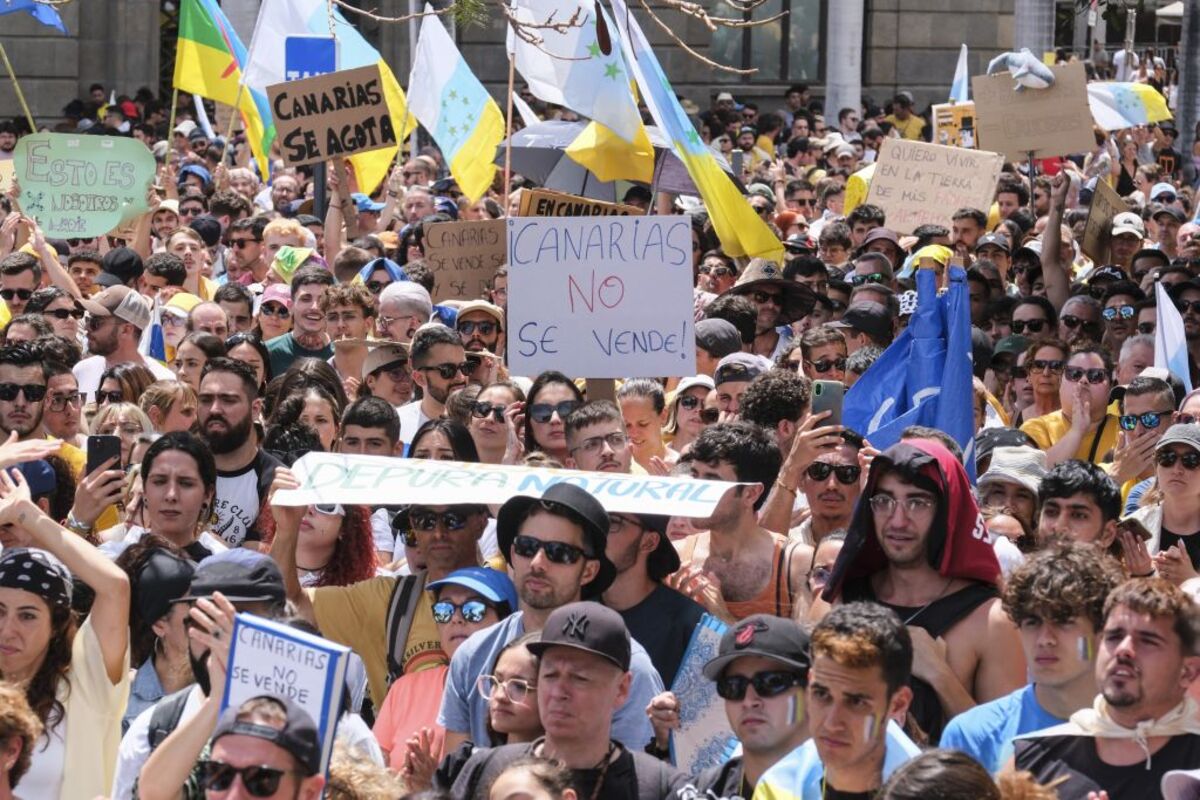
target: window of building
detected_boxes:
[707,0,824,82]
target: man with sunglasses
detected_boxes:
[225,218,267,285]
[1057,295,1104,347]
[438,484,662,755]
[1022,344,1120,469]
[565,401,633,474]
[455,300,505,385]
[1111,375,1178,500]
[721,258,817,360]
[795,441,862,547]
[0,251,39,318]
[201,695,325,799]
[75,285,175,401]
[399,325,469,448]
[1100,281,1145,355]
[798,326,848,383]
[1169,280,1200,386]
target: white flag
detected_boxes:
[1155,281,1193,392]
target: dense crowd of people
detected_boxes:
[0,34,1199,800]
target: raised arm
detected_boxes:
[266,468,317,623]
[1041,172,1071,310]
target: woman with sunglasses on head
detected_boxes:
[374,567,516,781]
[26,286,84,341]
[1121,424,1200,586]
[1010,339,1068,427]
[469,381,526,465]
[522,371,584,464]
[663,376,716,458]
[294,503,377,588]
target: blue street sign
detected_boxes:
[284,35,337,81]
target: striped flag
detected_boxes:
[138,298,168,364]
[1155,282,1193,392]
[950,44,969,103]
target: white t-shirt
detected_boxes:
[1112,49,1139,82]
[74,354,176,401]
[20,712,66,799]
[397,400,431,448]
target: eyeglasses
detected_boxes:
[1060,314,1100,332]
[476,674,536,704]
[471,401,508,422]
[0,383,47,402]
[529,400,580,424]
[699,264,735,278]
[512,534,587,565]
[377,365,411,383]
[96,390,124,405]
[1010,318,1047,335]
[45,308,85,320]
[1156,450,1200,470]
[198,761,297,797]
[1064,366,1109,385]
[848,272,886,287]
[1119,411,1175,431]
[751,290,783,306]
[365,280,389,295]
[230,238,259,249]
[869,493,936,516]
[459,320,498,336]
[806,357,847,374]
[432,599,491,624]
[419,362,473,380]
[715,670,805,701]
[571,431,629,456]
[1102,305,1136,321]
[259,303,289,318]
[805,462,861,485]
[1176,300,1200,315]
[0,289,32,301]
[1137,322,1156,335]
[46,391,86,411]
[1029,359,1065,374]
[409,508,470,532]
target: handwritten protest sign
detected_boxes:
[423,219,506,302]
[972,61,1094,160]
[670,615,738,773]
[272,452,741,518]
[0,162,13,194]
[507,215,696,377]
[865,139,1003,235]
[1082,177,1124,264]
[224,613,350,776]
[518,187,643,217]
[268,64,395,167]
[12,133,155,237]
[931,102,977,149]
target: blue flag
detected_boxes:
[0,0,67,33]
[843,266,978,480]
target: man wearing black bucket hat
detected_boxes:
[438,484,664,754]
[440,601,683,800]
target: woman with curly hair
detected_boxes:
[0,467,131,799]
[0,681,43,798]
[270,384,343,453]
[295,503,378,588]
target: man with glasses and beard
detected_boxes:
[197,358,281,549]
[720,259,817,360]
[74,286,175,400]
[455,300,505,385]
[399,325,469,448]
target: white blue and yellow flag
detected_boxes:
[408,9,505,203]
[950,44,969,103]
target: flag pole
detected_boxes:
[167,87,180,150]
[0,43,37,133]
[503,54,516,212]
[224,83,246,146]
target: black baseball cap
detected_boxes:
[134,550,196,624]
[528,601,632,671]
[828,301,892,340]
[189,215,222,247]
[974,426,1036,464]
[212,694,322,776]
[101,246,144,283]
[702,614,811,680]
[695,318,742,360]
[975,233,1011,254]
[175,549,287,606]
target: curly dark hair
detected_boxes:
[312,505,379,588]
[0,681,43,788]
[1002,540,1124,631]
[16,603,75,731]
[689,421,781,510]
[739,370,812,429]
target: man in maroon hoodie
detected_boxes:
[822,438,1025,742]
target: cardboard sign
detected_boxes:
[518,187,643,217]
[931,102,978,149]
[12,133,155,237]
[1082,177,1124,264]
[865,139,1004,235]
[273,452,742,518]
[507,215,696,378]
[268,64,395,167]
[423,219,506,302]
[972,62,1095,161]
[224,613,350,776]
[0,161,13,194]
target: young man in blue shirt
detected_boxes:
[939,541,1123,771]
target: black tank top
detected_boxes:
[841,577,998,743]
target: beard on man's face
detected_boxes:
[202,410,252,454]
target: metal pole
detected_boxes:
[408,0,420,160]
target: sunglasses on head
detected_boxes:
[1157,449,1200,470]
[1064,366,1109,385]
[471,401,508,422]
[0,289,32,301]
[512,534,587,565]
[198,761,296,797]
[1119,411,1173,431]
[805,462,861,485]
[715,670,805,701]
[419,362,472,380]
[432,598,491,624]
[1010,318,1047,335]
[459,320,498,336]
[1102,305,1135,321]
[529,400,580,424]
[806,357,847,374]
[409,508,470,532]
[0,383,47,402]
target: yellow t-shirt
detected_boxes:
[60,616,130,800]
[884,114,926,140]
[1021,410,1120,464]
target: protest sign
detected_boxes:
[972,61,1094,160]
[423,219,506,302]
[507,215,696,377]
[865,139,1003,235]
[931,102,977,149]
[670,614,739,774]
[1081,177,1124,264]
[268,64,395,167]
[518,187,643,217]
[12,133,155,238]
[273,452,741,518]
[0,161,13,194]
[224,613,350,776]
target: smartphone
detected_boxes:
[811,380,844,427]
[1117,517,1153,542]
[86,435,123,476]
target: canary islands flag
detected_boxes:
[407,9,505,203]
[174,0,273,181]
[607,0,782,261]
[1087,82,1172,131]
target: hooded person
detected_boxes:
[821,438,1025,742]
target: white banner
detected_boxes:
[273,453,741,518]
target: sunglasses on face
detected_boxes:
[512,534,587,565]
[1119,411,1174,431]
[0,289,32,301]
[1010,318,1047,335]
[807,357,847,374]
[459,320,498,336]
[1064,366,1109,385]
[313,503,344,516]
[471,401,508,422]
[0,383,47,402]
[848,272,886,287]
[419,362,472,380]
[44,307,85,320]
[1137,322,1156,335]
[432,599,491,624]
[808,565,833,587]
[789,198,816,208]
[67,237,97,247]
[1060,315,1100,332]
[699,264,735,277]
[1011,366,1029,380]
[96,390,124,405]
[699,407,720,424]
[1103,305,1136,321]
[529,400,580,424]
[1029,359,1065,374]
[805,462,861,484]
[231,238,259,249]
[1176,300,1200,315]
[1156,450,1200,470]
[715,670,805,701]
[259,303,289,318]
[409,508,470,532]
[198,761,296,797]
[46,391,85,411]
[751,290,783,306]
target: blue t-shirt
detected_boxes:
[436,611,663,749]
[939,684,1064,774]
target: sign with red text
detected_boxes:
[865,139,1003,235]
[507,216,696,378]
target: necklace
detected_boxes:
[897,575,956,626]
[536,739,617,800]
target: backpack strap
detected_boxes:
[146,687,194,751]
[385,573,426,684]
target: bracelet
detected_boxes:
[65,510,92,534]
[775,478,797,496]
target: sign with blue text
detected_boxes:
[507,215,696,378]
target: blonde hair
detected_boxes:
[0,681,43,788]
[324,743,406,799]
[90,402,153,436]
[139,380,198,428]
[263,218,308,243]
